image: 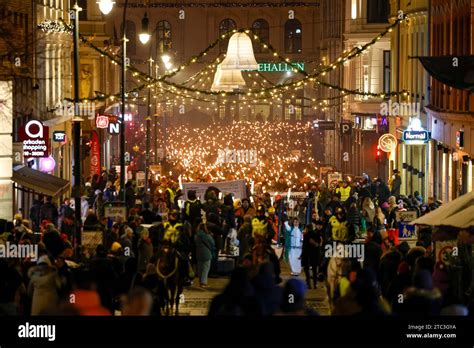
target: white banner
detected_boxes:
[182,179,247,201]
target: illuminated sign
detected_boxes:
[247,62,305,73]
[402,130,430,144]
[108,122,120,135]
[53,131,66,142]
[378,134,397,153]
[96,115,109,129]
[19,120,50,158]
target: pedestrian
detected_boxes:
[137,228,153,273]
[390,169,402,197]
[301,222,322,289]
[284,217,303,276]
[27,255,62,315]
[40,196,59,227]
[237,215,252,263]
[194,222,215,288]
[93,191,105,220]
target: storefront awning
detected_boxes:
[12,165,70,198]
[413,55,474,91]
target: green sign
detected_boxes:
[250,62,305,72]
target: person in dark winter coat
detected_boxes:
[390,169,402,197]
[29,199,43,232]
[301,223,322,289]
[125,182,136,211]
[374,179,391,205]
[194,223,215,287]
[251,262,283,316]
[42,225,65,259]
[363,229,383,280]
[378,249,402,298]
[182,190,202,227]
[40,196,58,227]
[396,270,443,316]
[237,215,253,263]
[208,267,260,316]
[89,245,121,311]
[139,202,155,224]
[346,202,362,236]
[221,194,236,237]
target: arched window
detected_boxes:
[252,19,269,53]
[284,19,302,54]
[219,18,236,53]
[157,20,172,54]
[121,20,136,56]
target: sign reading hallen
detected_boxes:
[254,62,305,72]
[19,120,50,158]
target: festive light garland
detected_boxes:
[37,20,72,34]
[53,15,409,104]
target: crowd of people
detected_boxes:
[0,164,472,317]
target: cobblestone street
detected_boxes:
[179,262,330,316]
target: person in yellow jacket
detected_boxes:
[162,209,183,244]
[336,181,352,203]
[327,207,354,243]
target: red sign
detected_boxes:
[19,120,50,158]
[96,115,109,129]
[90,131,101,177]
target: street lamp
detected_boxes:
[98,0,129,201]
[139,13,150,45]
[72,2,82,253]
[97,0,115,15]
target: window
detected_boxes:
[367,0,389,23]
[157,20,172,54]
[219,18,236,53]
[121,20,136,55]
[252,19,269,53]
[383,50,390,95]
[284,19,302,53]
[77,0,87,21]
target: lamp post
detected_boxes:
[72,2,82,251]
[139,12,152,198]
[97,0,128,201]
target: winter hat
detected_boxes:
[397,261,410,274]
[37,255,52,266]
[413,270,433,290]
[111,242,122,252]
[281,278,307,312]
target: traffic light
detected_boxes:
[82,137,92,158]
[376,145,381,163]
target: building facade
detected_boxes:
[343,0,391,180]
[388,0,429,198]
[425,0,474,201]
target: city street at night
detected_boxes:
[1,0,474,346]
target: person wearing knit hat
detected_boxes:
[111,241,122,253]
[280,278,310,315]
[396,269,442,316]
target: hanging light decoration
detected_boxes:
[219,32,258,71]
[211,64,247,92]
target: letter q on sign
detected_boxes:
[25,120,44,139]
